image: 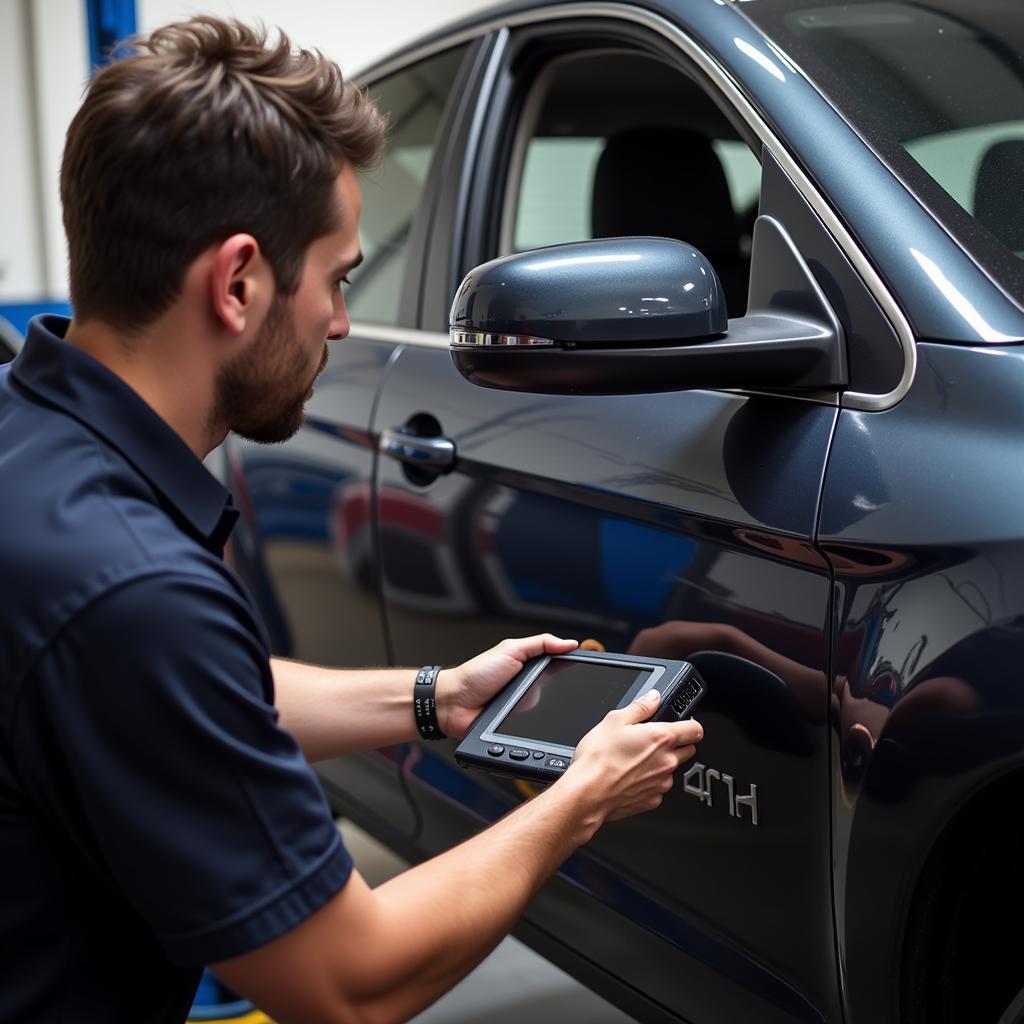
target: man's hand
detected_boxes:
[219,661,704,1024]
[566,689,703,825]
[436,634,578,738]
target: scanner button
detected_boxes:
[487,744,505,757]
[509,749,530,761]
[546,757,570,771]
[532,750,546,760]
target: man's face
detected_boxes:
[214,164,363,444]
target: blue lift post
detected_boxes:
[85,0,136,67]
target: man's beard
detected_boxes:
[213,294,327,445]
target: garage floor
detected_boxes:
[338,821,637,1024]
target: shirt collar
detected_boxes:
[11,315,237,551]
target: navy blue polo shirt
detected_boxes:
[0,317,352,1023]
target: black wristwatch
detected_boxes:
[414,665,447,740]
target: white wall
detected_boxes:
[0,0,89,302]
[0,0,45,299]
[31,0,91,299]
[139,0,494,77]
[0,0,494,305]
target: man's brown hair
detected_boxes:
[61,17,386,330]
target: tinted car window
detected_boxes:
[514,136,760,253]
[504,52,761,315]
[742,0,1024,299]
[346,45,468,325]
[514,136,604,252]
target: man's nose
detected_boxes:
[328,305,350,341]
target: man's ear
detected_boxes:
[210,234,271,336]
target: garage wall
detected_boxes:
[0,1,44,301]
[0,0,89,307]
[0,0,491,316]
[139,0,492,74]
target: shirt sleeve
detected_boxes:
[13,570,353,966]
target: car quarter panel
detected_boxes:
[820,341,1024,1023]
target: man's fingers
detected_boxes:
[676,718,704,745]
[674,745,697,767]
[498,633,578,661]
[622,688,662,724]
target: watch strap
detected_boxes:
[414,665,446,740]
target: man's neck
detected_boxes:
[65,316,223,459]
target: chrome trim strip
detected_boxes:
[451,328,556,347]
[348,322,450,349]
[357,2,916,410]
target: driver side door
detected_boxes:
[375,20,843,1024]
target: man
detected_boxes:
[0,17,704,1024]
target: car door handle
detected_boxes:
[380,427,456,471]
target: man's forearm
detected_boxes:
[212,765,605,1024]
[338,768,604,1024]
[210,689,695,1024]
[271,657,443,761]
[273,635,578,762]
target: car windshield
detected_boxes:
[742,0,1024,301]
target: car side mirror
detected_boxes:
[449,224,846,395]
[450,236,726,349]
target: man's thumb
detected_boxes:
[624,688,661,723]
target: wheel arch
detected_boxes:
[899,765,1024,1024]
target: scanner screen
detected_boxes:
[495,659,648,747]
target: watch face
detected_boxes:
[494,659,649,747]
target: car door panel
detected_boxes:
[376,339,840,1021]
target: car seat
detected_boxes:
[591,127,749,317]
[974,139,1024,255]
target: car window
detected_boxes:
[347,44,468,325]
[504,52,762,316]
[742,0,1024,297]
[903,121,1024,257]
[513,137,604,252]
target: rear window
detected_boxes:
[742,0,1024,303]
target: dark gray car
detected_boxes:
[226,2,1024,1021]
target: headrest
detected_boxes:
[591,128,739,261]
[974,139,1024,253]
